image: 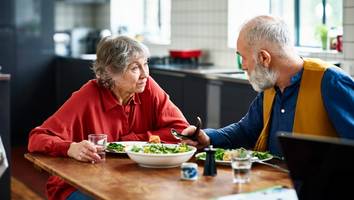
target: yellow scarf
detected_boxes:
[254,58,337,151]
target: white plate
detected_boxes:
[105,141,147,154]
[126,144,197,168]
[195,151,273,166]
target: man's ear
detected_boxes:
[258,50,271,68]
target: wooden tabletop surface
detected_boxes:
[25,153,292,200]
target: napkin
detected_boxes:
[215,185,298,200]
[0,136,9,177]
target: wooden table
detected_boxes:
[25,153,292,200]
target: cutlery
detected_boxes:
[171,116,202,140]
[171,128,191,140]
[252,158,289,173]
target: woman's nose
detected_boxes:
[140,66,149,77]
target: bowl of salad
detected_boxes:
[126,143,197,168]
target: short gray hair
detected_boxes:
[92,35,150,89]
[241,15,292,54]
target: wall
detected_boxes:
[343,0,354,74]
[54,1,110,31]
[147,0,354,76]
[148,0,234,67]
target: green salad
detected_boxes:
[106,143,125,153]
[130,143,192,154]
[196,148,273,161]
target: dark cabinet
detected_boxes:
[0,0,56,146]
[220,82,257,126]
[150,70,185,112]
[150,70,207,125]
[0,0,14,26]
[55,57,95,107]
[151,68,257,128]
[183,77,208,125]
[64,0,108,3]
[0,28,15,74]
[0,75,11,200]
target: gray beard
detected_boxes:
[248,62,278,92]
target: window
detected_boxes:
[298,0,343,47]
[110,0,171,44]
[228,0,342,49]
[228,0,294,48]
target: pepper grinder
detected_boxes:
[203,145,217,176]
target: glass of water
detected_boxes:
[88,134,107,163]
[231,149,252,184]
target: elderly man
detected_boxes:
[181,15,354,156]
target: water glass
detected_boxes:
[231,149,252,183]
[88,134,107,162]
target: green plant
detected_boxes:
[315,24,328,50]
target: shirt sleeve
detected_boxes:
[27,85,92,157]
[322,67,354,139]
[141,77,189,143]
[205,93,264,149]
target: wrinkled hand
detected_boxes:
[67,140,102,163]
[180,126,210,149]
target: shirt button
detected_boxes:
[281,109,285,113]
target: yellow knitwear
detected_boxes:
[254,58,337,151]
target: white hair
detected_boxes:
[241,15,292,55]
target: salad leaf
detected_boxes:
[107,143,125,152]
[196,148,273,161]
[130,143,192,154]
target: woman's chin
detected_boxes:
[135,86,146,93]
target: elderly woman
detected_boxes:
[28,36,189,200]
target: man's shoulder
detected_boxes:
[324,66,352,81]
[322,67,354,92]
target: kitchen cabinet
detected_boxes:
[183,77,208,125]
[0,27,15,74]
[220,82,257,127]
[55,57,95,107]
[0,0,14,26]
[150,69,207,125]
[0,0,56,146]
[0,74,11,200]
[150,67,256,128]
[60,0,108,3]
[150,70,185,112]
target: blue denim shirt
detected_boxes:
[205,67,354,156]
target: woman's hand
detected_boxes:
[67,140,101,162]
[180,126,210,149]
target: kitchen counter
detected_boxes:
[0,74,10,81]
[58,54,250,84]
[150,64,249,84]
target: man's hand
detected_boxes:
[67,140,101,162]
[180,126,210,149]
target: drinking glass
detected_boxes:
[88,134,107,162]
[231,149,252,183]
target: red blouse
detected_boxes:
[28,77,188,200]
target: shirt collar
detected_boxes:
[100,83,141,111]
[274,68,303,92]
[290,68,303,85]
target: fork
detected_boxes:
[171,116,202,140]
